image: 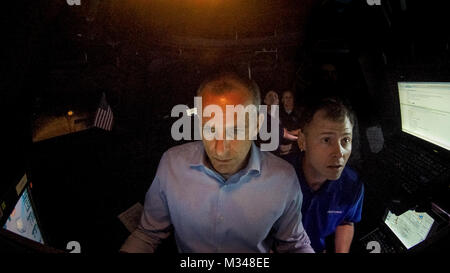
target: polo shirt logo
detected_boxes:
[327,210,343,214]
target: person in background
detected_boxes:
[258,90,300,153]
[279,90,302,161]
[256,90,283,153]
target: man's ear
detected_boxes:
[297,129,305,152]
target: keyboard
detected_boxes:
[360,228,397,253]
[383,141,448,194]
[365,138,449,197]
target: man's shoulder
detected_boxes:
[338,166,363,194]
[340,166,359,182]
[258,151,302,196]
[260,151,297,177]
[162,141,203,162]
[166,141,202,153]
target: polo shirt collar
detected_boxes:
[296,153,335,194]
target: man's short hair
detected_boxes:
[197,71,261,106]
[299,96,355,132]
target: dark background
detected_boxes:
[1,0,449,253]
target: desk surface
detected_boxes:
[32,112,92,142]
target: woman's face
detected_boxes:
[264,91,279,106]
[282,91,294,111]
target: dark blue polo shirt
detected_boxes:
[288,155,364,252]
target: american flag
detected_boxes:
[94,92,114,131]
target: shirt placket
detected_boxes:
[214,182,227,252]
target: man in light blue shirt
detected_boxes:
[120,71,313,253]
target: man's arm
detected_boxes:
[272,179,314,253]
[120,161,173,253]
[333,180,364,253]
[283,128,299,141]
[334,222,354,253]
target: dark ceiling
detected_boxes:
[36,0,315,39]
[2,0,449,143]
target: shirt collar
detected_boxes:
[189,143,207,168]
[295,153,334,194]
[189,142,262,181]
[244,142,262,176]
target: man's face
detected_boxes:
[298,109,353,182]
[201,84,255,179]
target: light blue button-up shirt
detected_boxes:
[120,141,313,253]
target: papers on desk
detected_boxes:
[117,202,143,233]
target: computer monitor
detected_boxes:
[398,82,450,150]
[384,209,435,250]
[3,186,44,244]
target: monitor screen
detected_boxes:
[398,82,450,150]
[384,209,435,250]
[3,187,44,244]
